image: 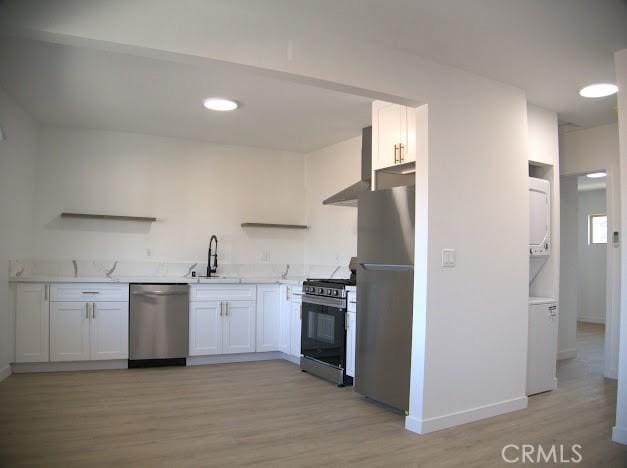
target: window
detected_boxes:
[588,214,607,244]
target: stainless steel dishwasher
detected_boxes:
[129,284,189,367]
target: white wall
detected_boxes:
[577,189,607,324]
[0,86,38,379]
[304,136,360,269]
[613,47,627,446]
[559,177,579,359]
[414,76,528,432]
[32,127,307,267]
[560,123,620,377]
[2,3,531,433]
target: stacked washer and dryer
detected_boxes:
[527,177,558,395]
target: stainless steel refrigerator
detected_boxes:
[355,185,415,412]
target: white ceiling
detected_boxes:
[578,175,607,192]
[0,38,372,153]
[1,1,625,134]
[254,0,627,128]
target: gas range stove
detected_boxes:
[303,278,355,299]
[300,275,356,388]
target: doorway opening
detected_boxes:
[560,173,609,376]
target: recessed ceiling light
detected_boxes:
[586,172,606,179]
[203,98,238,111]
[579,83,618,98]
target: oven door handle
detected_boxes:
[302,294,345,308]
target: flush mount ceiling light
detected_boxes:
[579,83,618,98]
[586,172,607,179]
[203,97,238,111]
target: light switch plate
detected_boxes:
[441,248,456,267]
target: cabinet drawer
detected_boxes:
[191,285,256,302]
[50,283,129,302]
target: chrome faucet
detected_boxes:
[207,235,218,277]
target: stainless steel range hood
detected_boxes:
[323,126,372,207]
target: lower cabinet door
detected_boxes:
[278,287,291,354]
[50,301,90,362]
[346,312,356,378]
[15,283,49,363]
[256,286,280,352]
[223,301,256,354]
[189,301,222,356]
[290,300,301,358]
[90,302,129,360]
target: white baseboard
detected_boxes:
[11,354,300,373]
[281,353,300,365]
[405,396,528,434]
[557,348,577,360]
[604,365,618,380]
[12,360,127,373]
[577,316,606,325]
[0,365,11,382]
[612,426,627,445]
[188,352,292,366]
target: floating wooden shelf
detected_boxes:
[61,212,157,222]
[241,222,308,230]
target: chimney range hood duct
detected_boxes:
[323,126,372,207]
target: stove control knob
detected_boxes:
[333,290,339,296]
[326,288,332,295]
[318,288,324,294]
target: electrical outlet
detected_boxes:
[441,248,456,267]
[260,250,270,263]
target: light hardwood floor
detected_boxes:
[1,323,625,467]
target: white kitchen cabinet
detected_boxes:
[191,285,256,302]
[189,299,256,355]
[50,283,128,302]
[290,299,301,358]
[372,100,416,171]
[50,301,91,362]
[223,301,256,354]
[256,285,281,352]
[89,301,129,360]
[15,283,50,363]
[278,285,292,354]
[346,312,357,378]
[189,301,222,356]
[50,289,129,362]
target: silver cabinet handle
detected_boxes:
[92,303,96,319]
[225,302,229,317]
[220,301,223,317]
[44,284,48,301]
[85,303,89,319]
[82,291,100,295]
[350,300,357,304]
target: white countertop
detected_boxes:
[9,276,304,285]
[528,296,557,305]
